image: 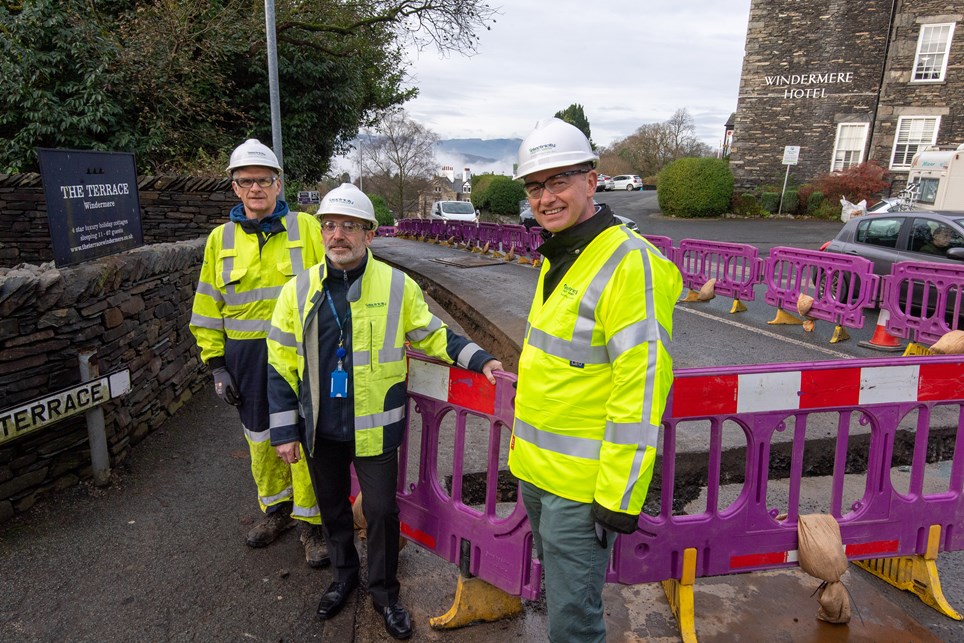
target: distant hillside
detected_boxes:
[436,138,522,163]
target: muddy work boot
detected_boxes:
[246,507,295,548]
[300,523,331,568]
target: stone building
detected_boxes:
[416,166,472,217]
[730,0,963,192]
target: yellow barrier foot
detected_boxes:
[429,575,523,630]
[730,299,747,314]
[854,524,962,620]
[768,309,804,325]
[661,547,699,643]
[681,290,700,302]
[903,342,934,356]
[830,325,850,343]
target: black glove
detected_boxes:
[591,500,639,535]
[211,366,241,406]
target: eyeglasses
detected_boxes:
[523,169,590,199]
[233,176,277,189]
[321,220,372,233]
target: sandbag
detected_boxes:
[840,198,867,223]
[796,293,814,317]
[930,330,964,354]
[798,514,850,624]
[697,278,717,302]
[352,492,407,550]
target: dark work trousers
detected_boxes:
[306,437,400,608]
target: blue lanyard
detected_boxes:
[324,289,350,366]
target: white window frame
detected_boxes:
[912,23,955,83]
[830,123,869,171]
[890,116,940,170]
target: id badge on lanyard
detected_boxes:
[325,289,351,398]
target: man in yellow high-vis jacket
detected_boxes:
[266,184,501,640]
[189,139,328,567]
[509,119,682,643]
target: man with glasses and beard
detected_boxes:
[266,183,502,640]
[190,139,328,568]
[508,119,682,642]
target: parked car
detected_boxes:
[821,210,964,323]
[611,175,643,191]
[596,174,615,192]
[866,197,902,213]
[520,203,639,232]
[430,200,478,222]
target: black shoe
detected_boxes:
[375,602,412,640]
[316,579,357,620]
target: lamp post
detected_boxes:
[264,1,283,175]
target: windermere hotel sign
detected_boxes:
[764,71,854,99]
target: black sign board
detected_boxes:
[38,148,144,266]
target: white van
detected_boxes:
[906,145,964,211]
[430,201,478,222]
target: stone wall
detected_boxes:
[869,1,964,173]
[0,240,207,524]
[0,173,232,268]
[730,0,892,189]
[0,171,232,525]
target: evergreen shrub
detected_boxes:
[657,158,733,218]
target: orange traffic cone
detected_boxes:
[858,308,903,352]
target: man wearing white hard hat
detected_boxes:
[190,139,328,567]
[266,183,503,640]
[508,119,682,642]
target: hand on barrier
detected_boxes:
[591,500,639,535]
[211,367,241,406]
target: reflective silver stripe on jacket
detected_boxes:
[269,409,300,429]
[378,270,407,365]
[512,418,601,460]
[243,425,271,443]
[606,319,668,363]
[355,404,405,431]
[285,212,304,274]
[267,324,298,348]
[195,281,224,302]
[353,350,370,366]
[406,315,443,342]
[223,318,272,333]
[604,420,659,451]
[190,313,223,330]
[220,222,237,290]
[617,228,662,511]
[456,342,482,369]
[221,285,285,307]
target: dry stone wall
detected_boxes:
[0,173,229,525]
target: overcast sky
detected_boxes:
[337,1,752,177]
[407,2,750,143]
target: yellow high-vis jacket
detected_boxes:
[509,225,682,516]
[266,252,492,457]
[190,210,324,363]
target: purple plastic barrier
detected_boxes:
[397,354,541,600]
[396,219,418,237]
[375,226,397,237]
[477,222,503,251]
[500,224,529,255]
[676,239,763,301]
[611,355,964,586]
[525,227,544,261]
[881,260,964,344]
[415,219,433,238]
[765,247,880,328]
[430,219,447,239]
[642,234,674,261]
[460,221,480,249]
[442,220,464,243]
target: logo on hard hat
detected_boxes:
[529,143,556,155]
[329,197,354,205]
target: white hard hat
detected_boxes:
[226,138,282,173]
[513,118,598,180]
[318,183,377,225]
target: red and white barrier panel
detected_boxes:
[730,538,899,570]
[672,362,964,418]
[406,357,496,415]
